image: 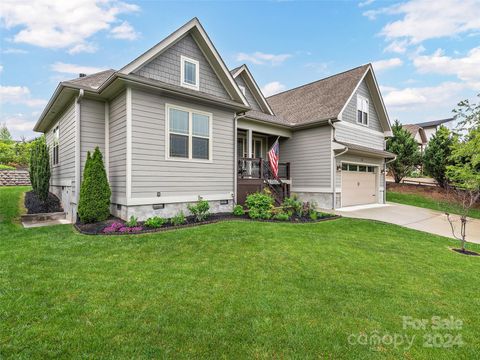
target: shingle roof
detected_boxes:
[64,69,116,90]
[229,65,242,75]
[267,64,370,125]
[402,124,421,137]
[335,141,396,158]
[243,110,291,126]
[415,118,454,128]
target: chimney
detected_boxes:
[79,73,87,78]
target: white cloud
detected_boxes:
[0,86,47,107]
[382,82,467,110]
[236,52,291,66]
[110,21,138,40]
[0,65,3,73]
[358,0,375,7]
[2,48,28,54]
[261,81,287,97]
[371,58,403,72]
[0,0,140,53]
[1,113,39,139]
[51,62,107,75]
[413,47,480,89]
[383,40,408,54]
[68,43,98,55]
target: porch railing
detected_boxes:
[237,157,290,180]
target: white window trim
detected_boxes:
[165,103,213,163]
[180,55,200,91]
[52,125,60,167]
[356,95,369,127]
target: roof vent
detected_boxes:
[79,73,87,78]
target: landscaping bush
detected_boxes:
[144,216,165,229]
[187,199,210,222]
[29,136,50,202]
[282,195,302,217]
[245,190,274,219]
[309,211,318,221]
[273,212,290,221]
[233,204,245,216]
[125,215,138,227]
[171,211,186,226]
[0,164,15,170]
[78,147,111,223]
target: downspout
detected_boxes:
[75,89,84,218]
[329,119,347,209]
[384,155,397,204]
[233,113,247,204]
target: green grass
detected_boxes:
[0,164,16,170]
[1,186,479,359]
[387,191,480,219]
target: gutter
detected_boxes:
[233,112,247,204]
[328,119,347,209]
[74,89,84,209]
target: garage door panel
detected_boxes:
[342,169,377,207]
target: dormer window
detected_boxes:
[356,95,369,126]
[181,56,199,91]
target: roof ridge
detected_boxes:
[67,69,116,83]
[267,63,370,99]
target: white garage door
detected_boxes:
[341,163,377,207]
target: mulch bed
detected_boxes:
[24,191,63,214]
[75,212,340,235]
[450,248,480,256]
[387,182,480,209]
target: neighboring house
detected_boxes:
[415,118,456,141]
[34,18,394,222]
[402,124,427,153]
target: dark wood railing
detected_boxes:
[237,157,290,180]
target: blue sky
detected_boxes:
[1,0,479,139]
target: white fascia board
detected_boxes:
[337,67,369,121]
[232,65,274,115]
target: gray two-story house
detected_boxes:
[34,18,394,222]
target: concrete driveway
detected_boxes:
[335,203,480,244]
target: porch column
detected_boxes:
[247,129,253,176]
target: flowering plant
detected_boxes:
[103,221,143,233]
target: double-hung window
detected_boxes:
[356,95,369,126]
[180,56,199,91]
[167,105,212,161]
[52,126,59,165]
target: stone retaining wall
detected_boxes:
[0,170,31,186]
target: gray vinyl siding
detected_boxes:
[109,91,127,201]
[134,34,230,101]
[130,88,235,198]
[46,100,76,186]
[335,122,385,150]
[280,126,332,188]
[342,80,383,132]
[80,99,105,179]
[235,74,262,111]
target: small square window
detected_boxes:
[359,165,367,172]
[341,163,348,171]
[181,56,199,91]
[348,164,358,171]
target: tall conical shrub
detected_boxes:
[78,147,111,223]
[29,136,50,202]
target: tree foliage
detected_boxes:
[0,123,12,142]
[78,147,111,223]
[453,93,480,131]
[386,120,421,183]
[29,136,51,202]
[423,125,458,188]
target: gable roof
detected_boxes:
[267,64,369,125]
[415,118,454,128]
[402,124,427,144]
[64,69,116,90]
[267,64,391,132]
[230,64,274,115]
[119,17,248,107]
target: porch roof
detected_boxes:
[334,141,396,159]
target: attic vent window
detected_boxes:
[181,56,199,91]
[239,85,246,96]
[356,95,369,126]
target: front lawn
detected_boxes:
[387,191,480,219]
[1,186,479,359]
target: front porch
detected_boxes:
[236,127,291,205]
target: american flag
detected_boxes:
[268,139,280,178]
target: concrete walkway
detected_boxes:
[335,203,480,244]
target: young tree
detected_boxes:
[0,123,12,142]
[78,147,111,223]
[453,93,480,130]
[423,125,457,188]
[29,136,51,202]
[445,127,480,252]
[386,120,421,183]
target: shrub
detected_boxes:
[0,164,15,170]
[282,195,303,217]
[29,136,51,202]
[187,199,210,222]
[273,212,290,221]
[102,221,142,233]
[309,211,318,221]
[171,211,186,226]
[125,215,138,227]
[144,216,165,229]
[233,204,245,216]
[302,201,317,218]
[78,147,111,223]
[245,190,274,219]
